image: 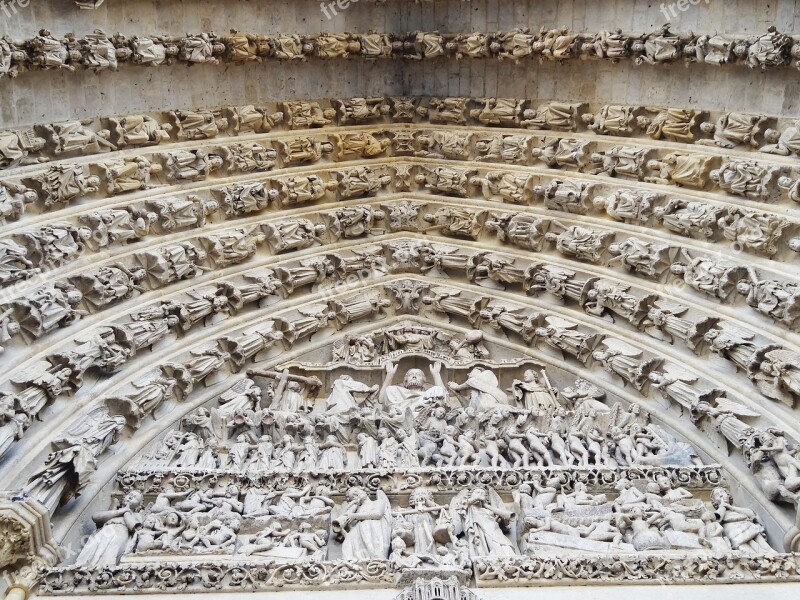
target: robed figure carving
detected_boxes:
[449,487,517,557]
[333,487,393,560]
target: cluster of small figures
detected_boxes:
[138,364,698,479]
[3,98,800,178]
[70,475,775,571]
[2,25,799,79]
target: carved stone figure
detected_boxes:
[533,178,592,214]
[654,199,723,238]
[415,131,471,160]
[103,156,161,195]
[545,225,614,263]
[163,150,223,181]
[0,181,37,224]
[637,107,699,142]
[24,407,125,512]
[710,160,782,201]
[130,36,179,65]
[698,112,767,149]
[108,114,173,147]
[334,487,393,560]
[470,98,523,126]
[421,207,482,240]
[80,207,156,249]
[70,264,146,311]
[427,97,469,124]
[415,167,476,197]
[216,183,277,216]
[28,164,100,206]
[202,227,265,267]
[74,491,143,567]
[179,33,222,64]
[608,238,674,278]
[532,138,592,170]
[737,270,800,327]
[593,189,656,222]
[279,137,333,164]
[522,102,582,131]
[670,256,747,301]
[761,121,800,155]
[10,282,84,338]
[325,206,386,239]
[582,105,637,136]
[472,171,532,204]
[485,213,549,250]
[645,152,715,189]
[221,143,277,173]
[263,219,326,253]
[718,209,788,255]
[21,222,91,267]
[335,166,391,199]
[136,243,206,286]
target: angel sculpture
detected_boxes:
[648,364,725,414]
[533,315,599,364]
[10,361,77,418]
[333,487,393,560]
[593,338,661,391]
[448,487,517,558]
[24,406,126,513]
[184,346,231,385]
[219,321,290,371]
[175,284,243,331]
[637,299,698,344]
[749,346,800,406]
[106,364,193,429]
[701,324,760,371]
[214,378,262,421]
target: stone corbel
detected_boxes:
[0,491,60,599]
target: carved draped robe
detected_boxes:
[341,495,393,560]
